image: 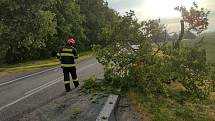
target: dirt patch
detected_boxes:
[19,88,108,121]
[116,96,143,121]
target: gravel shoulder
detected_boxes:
[19,88,108,121]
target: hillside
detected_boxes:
[182,32,215,63]
[204,32,215,63]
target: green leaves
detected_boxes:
[0,0,89,63]
[0,0,120,63]
[94,9,214,101]
[78,0,119,45]
[175,2,210,34]
[36,10,57,37]
[0,0,58,63]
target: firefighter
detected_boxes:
[57,38,79,92]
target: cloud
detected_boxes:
[160,18,180,32]
[107,0,144,9]
[107,0,144,13]
[107,0,215,32]
[208,11,215,32]
[199,0,215,11]
[160,11,215,33]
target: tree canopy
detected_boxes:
[93,4,214,100]
[0,0,119,64]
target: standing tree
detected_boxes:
[0,0,57,63]
[94,3,213,100]
[77,0,119,46]
[174,2,210,49]
[0,0,86,63]
[49,0,85,54]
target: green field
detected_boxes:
[128,32,215,121]
[204,32,215,63]
[182,32,215,63]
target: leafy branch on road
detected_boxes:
[93,3,215,121]
[81,77,120,95]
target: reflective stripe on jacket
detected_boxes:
[57,45,78,68]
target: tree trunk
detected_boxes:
[174,20,184,49]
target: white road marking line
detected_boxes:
[25,77,63,95]
[26,79,63,96]
[0,62,97,87]
[25,62,97,95]
[0,67,58,87]
[0,62,98,112]
[77,62,97,72]
[0,78,63,111]
[24,62,97,95]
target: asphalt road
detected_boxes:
[0,57,104,121]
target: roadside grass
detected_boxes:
[128,89,215,121]
[132,32,215,121]
[0,51,93,76]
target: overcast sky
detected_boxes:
[106,0,215,32]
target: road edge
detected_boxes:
[96,94,120,121]
[0,56,94,87]
[0,52,93,76]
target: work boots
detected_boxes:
[65,84,71,92]
[73,81,79,88]
[65,81,79,92]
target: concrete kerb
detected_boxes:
[96,89,121,121]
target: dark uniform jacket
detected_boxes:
[57,45,78,68]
